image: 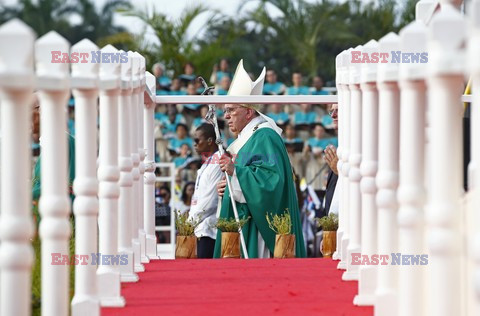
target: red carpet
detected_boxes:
[102,258,373,316]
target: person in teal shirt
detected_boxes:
[173,143,192,168]
[263,70,286,95]
[169,78,187,96]
[184,83,202,111]
[310,76,329,95]
[215,76,231,95]
[210,58,232,86]
[286,72,310,95]
[152,63,172,92]
[307,123,337,151]
[292,104,317,126]
[267,103,290,126]
[158,106,187,137]
[168,123,193,153]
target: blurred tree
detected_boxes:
[0,0,74,38]
[0,0,131,45]
[66,0,132,45]
[124,4,233,78]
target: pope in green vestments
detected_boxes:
[213,60,306,258]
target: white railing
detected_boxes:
[335,1,480,316]
[0,18,158,316]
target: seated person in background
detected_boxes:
[158,105,187,138]
[283,124,304,147]
[191,105,209,135]
[215,76,231,95]
[153,63,171,93]
[267,103,290,127]
[173,143,192,168]
[210,58,232,86]
[178,62,196,87]
[168,78,187,95]
[263,70,286,95]
[320,110,334,128]
[184,82,202,111]
[286,72,310,95]
[307,123,331,152]
[310,75,329,95]
[292,104,317,128]
[175,182,195,215]
[168,123,193,153]
[155,185,172,243]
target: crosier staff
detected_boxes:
[198,76,249,259]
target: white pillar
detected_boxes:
[468,2,480,315]
[118,51,138,282]
[128,51,144,273]
[375,32,401,316]
[426,5,465,316]
[70,38,100,316]
[35,31,72,316]
[144,72,159,260]
[333,52,344,261]
[0,19,35,316]
[343,45,363,282]
[339,49,352,270]
[135,52,148,264]
[397,21,428,316]
[97,44,125,306]
[355,39,379,306]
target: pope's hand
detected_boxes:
[219,154,234,176]
[217,178,227,197]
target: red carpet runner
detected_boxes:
[103,258,373,316]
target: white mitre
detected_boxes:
[227,59,283,135]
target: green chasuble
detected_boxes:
[213,127,306,258]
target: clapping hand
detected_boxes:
[324,145,339,175]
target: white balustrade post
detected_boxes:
[128,51,144,273]
[35,31,72,316]
[333,52,343,261]
[375,32,401,316]
[468,2,480,315]
[339,49,352,270]
[70,38,100,316]
[96,44,125,306]
[397,21,428,316]
[118,51,138,282]
[426,5,465,316]
[135,52,148,264]
[144,72,159,260]
[0,19,35,316]
[355,39,379,306]
[343,45,363,282]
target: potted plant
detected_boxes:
[175,211,200,259]
[266,209,295,258]
[316,213,339,258]
[215,217,250,259]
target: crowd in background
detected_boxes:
[153,59,338,253]
[29,58,338,255]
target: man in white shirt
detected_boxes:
[188,123,223,258]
